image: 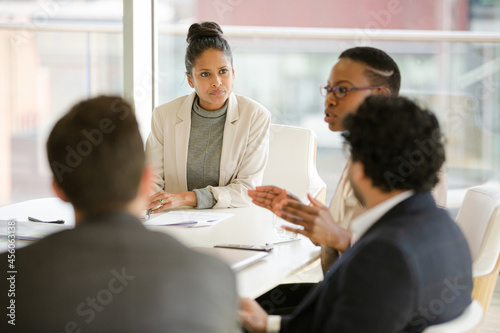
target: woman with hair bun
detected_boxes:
[145,21,271,211]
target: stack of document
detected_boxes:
[144,211,233,227]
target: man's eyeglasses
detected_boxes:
[319,85,382,99]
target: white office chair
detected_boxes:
[422,300,483,333]
[262,124,327,204]
[455,185,500,313]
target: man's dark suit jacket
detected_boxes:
[1,212,238,332]
[281,192,473,333]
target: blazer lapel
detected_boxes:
[292,247,354,314]
[174,92,196,191]
[219,93,239,186]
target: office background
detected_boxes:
[0,0,499,207]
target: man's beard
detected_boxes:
[350,178,365,207]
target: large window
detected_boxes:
[0,0,123,205]
[157,0,500,206]
[1,0,499,207]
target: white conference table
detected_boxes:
[0,198,321,298]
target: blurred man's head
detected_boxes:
[323,47,401,131]
[342,95,444,205]
[47,96,148,216]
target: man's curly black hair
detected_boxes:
[342,95,445,193]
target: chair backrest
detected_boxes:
[422,300,483,333]
[262,124,326,202]
[455,186,500,264]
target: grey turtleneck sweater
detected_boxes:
[187,96,228,209]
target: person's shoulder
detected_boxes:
[372,195,466,254]
[0,228,74,270]
[20,228,74,250]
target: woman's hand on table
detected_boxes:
[146,191,197,212]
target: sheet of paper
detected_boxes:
[0,197,75,227]
[143,210,234,227]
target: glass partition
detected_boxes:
[1,0,500,207]
[157,0,500,205]
[0,0,123,205]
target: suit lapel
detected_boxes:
[174,92,196,191]
[219,93,239,186]
[291,246,355,314]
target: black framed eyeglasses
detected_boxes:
[319,85,382,99]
